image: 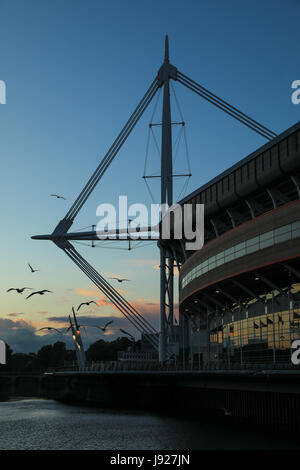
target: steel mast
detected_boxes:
[158,36,176,362]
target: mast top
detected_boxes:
[164,35,169,63]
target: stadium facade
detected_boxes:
[178,121,300,368]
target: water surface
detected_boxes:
[0,398,298,450]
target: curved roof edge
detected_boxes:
[179,120,300,205]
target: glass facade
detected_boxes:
[207,304,300,366]
[181,220,300,289]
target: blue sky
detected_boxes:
[0,0,299,352]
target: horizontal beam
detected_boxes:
[32,227,158,241]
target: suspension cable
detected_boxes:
[61,243,160,344]
[177,71,277,140]
[63,78,159,223]
[64,250,159,350]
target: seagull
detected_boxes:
[100,320,113,331]
[77,301,98,311]
[50,194,66,200]
[84,320,113,332]
[109,277,131,283]
[7,287,33,294]
[28,263,39,273]
[26,290,52,299]
[36,327,63,334]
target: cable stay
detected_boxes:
[176,71,277,141]
[59,241,160,350]
[31,76,164,352]
[59,77,159,225]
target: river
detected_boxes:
[0,398,299,450]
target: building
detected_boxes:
[178,121,300,368]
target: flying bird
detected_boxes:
[36,327,63,334]
[26,290,52,299]
[7,287,33,294]
[77,301,98,311]
[109,277,131,283]
[83,320,114,332]
[28,263,39,273]
[50,194,66,200]
[100,320,113,331]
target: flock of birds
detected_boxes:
[6,258,132,339]
[6,193,133,339]
[6,264,51,299]
[36,319,114,336]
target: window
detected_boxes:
[215,252,224,267]
[246,236,259,254]
[274,225,291,244]
[235,241,246,258]
[181,220,300,290]
[274,230,291,244]
[225,252,235,262]
[259,230,274,249]
[202,264,208,274]
[224,246,235,262]
[292,220,300,239]
[208,256,216,269]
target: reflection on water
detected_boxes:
[0,398,299,450]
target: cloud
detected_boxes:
[0,296,175,353]
[46,295,164,341]
[76,286,127,301]
[46,314,136,340]
[95,297,111,307]
[0,317,74,353]
[76,287,101,297]
[75,287,117,303]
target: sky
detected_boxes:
[0,0,300,353]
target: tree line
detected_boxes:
[0,336,140,372]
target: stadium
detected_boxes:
[178,121,300,368]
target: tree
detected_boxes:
[86,336,133,362]
[50,341,66,368]
[37,344,53,370]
